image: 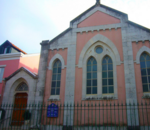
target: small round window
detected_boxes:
[95,47,103,54]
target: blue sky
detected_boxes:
[0,0,149,54]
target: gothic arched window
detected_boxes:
[140,53,150,92]
[86,57,97,94]
[51,60,61,95]
[102,56,114,94]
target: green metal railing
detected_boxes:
[0,101,150,130]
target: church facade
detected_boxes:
[2,0,150,129]
[36,0,150,127]
[38,1,150,104]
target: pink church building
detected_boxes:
[0,40,40,104]
[35,0,150,129]
[1,1,150,129]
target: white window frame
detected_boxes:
[81,42,118,100]
[48,53,65,100]
[136,46,150,98]
[0,65,6,83]
[51,60,61,96]
[4,48,7,54]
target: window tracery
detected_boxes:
[16,83,28,91]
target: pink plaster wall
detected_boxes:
[78,11,120,28]
[43,10,126,125]
[132,41,150,102]
[132,41,150,61]
[74,27,126,124]
[134,63,150,125]
[0,59,20,94]
[19,54,40,73]
[0,54,40,104]
[74,65,126,103]
[132,41,150,125]
[0,59,20,104]
[47,49,68,66]
[43,49,68,103]
[44,69,66,103]
[76,29,123,64]
[43,49,67,125]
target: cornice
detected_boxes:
[73,23,121,33]
[0,52,23,61]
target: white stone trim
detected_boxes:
[0,52,23,61]
[71,6,123,28]
[136,46,150,64]
[73,23,121,33]
[81,42,118,100]
[48,54,65,70]
[142,93,150,99]
[78,34,121,68]
[0,52,40,61]
[48,95,60,101]
[0,65,6,68]
[2,70,37,104]
[133,40,150,43]
[22,53,40,57]
[50,47,68,51]
[3,78,29,104]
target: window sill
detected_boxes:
[142,93,150,99]
[48,95,60,101]
[82,95,117,100]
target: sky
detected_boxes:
[0,0,150,54]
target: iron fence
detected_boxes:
[0,101,150,130]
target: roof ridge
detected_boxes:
[1,40,27,54]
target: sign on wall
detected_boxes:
[47,103,58,118]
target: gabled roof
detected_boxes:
[48,3,127,44]
[4,67,38,81]
[70,3,127,25]
[1,40,27,54]
[48,28,72,44]
[128,21,150,33]
[47,1,150,44]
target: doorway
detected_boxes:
[11,82,28,126]
[11,93,28,126]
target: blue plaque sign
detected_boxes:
[47,103,58,117]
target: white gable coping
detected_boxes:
[71,6,127,28]
[48,53,66,70]
[73,23,121,33]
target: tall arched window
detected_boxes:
[102,56,114,94]
[140,53,150,92]
[87,57,97,94]
[51,60,61,95]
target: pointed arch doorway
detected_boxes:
[11,82,28,126]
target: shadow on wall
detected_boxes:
[19,63,38,74]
